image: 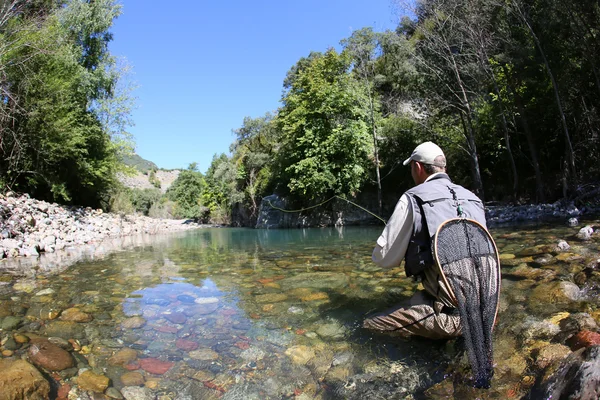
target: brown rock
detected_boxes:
[189,348,220,361]
[138,358,173,375]
[59,307,93,323]
[0,359,50,400]
[108,347,138,366]
[535,343,572,369]
[120,371,145,386]
[77,370,110,393]
[568,330,600,351]
[28,339,74,371]
[176,338,199,351]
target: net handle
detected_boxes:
[432,218,502,328]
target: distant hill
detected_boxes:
[119,154,180,193]
[121,153,158,173]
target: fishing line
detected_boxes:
[265,195,387,225]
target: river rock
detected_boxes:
[568,330,600,351]
[120,371,145,386]
[121,386,155,400]
[557,240,571,251]
[254,293,288,303]
[316,321,346,340]
[42,320,84,339]
[122,317,146,329]
[175,338,199,351]
[78,370,110,393]
[138,358,173,375]
[108,348,138,366]
[285,345,315,365]
[0,359,50,400]
[189,348,219,361]
[163,312,187,324]
[28,339,74,371]
[280,272,350,290]
[60,307,93,323]
[1,315,21,330]
[532,345,600,400]
[535,343,572,369]
[576,226,594,241]
[528,281,581,312]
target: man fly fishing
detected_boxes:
[363,141,501,388]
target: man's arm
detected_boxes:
[372,194,413,268]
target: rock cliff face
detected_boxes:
[117,169,180,193]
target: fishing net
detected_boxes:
[433,218,500,389]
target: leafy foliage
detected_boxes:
[166,163,206,219]
[0,0,133,208]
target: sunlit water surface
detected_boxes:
[1,222,599,399]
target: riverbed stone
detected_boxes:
[567,330,600,351]
[189,348,219,361]
[0,359,50,400]
[285,345,315,365]
[316,321,346,340]
[254,293,288,303]
[528,281,581,312]
[78,370,110,393]
[42,320,85,339]
[1,315,21,330]
[535,343,572,369]
[175,338,199,351]
[120,371,145,386]
[60,307,93,323]
[163,312,187,324]
[121,386,155,400]
[138,358,173,375]
[122,317,146,329]
[28,339,74,371]
[280,272,350,290]
[108,348,138,366]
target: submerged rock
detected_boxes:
[28,338,74,371]
[0,359,50,400]
[77,370,110,393]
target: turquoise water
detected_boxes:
[1,223,599,399]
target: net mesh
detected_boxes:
[434,218,500,389]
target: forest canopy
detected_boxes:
[2,0,600,224]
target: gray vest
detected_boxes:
[404,174,485,277]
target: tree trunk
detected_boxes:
[513,89,545,203]
[447,43,485,200]
[514,1,575,192]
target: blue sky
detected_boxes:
[109,0,399,173]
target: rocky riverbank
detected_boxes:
[0,192,206,262]
[255,194,600,229]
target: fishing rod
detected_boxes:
[265,195,387,225]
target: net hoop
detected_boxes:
[432,218,501,328]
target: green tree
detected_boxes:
[277,49,372,201]
[166,163,206,219]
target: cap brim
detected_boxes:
[402,157,411,166]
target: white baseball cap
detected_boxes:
[402,141,446,167]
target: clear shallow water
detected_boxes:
[1,222,599,399]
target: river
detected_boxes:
[0,221,599,399]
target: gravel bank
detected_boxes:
[0,192,206,262]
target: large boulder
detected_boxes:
[0,359,50,400]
